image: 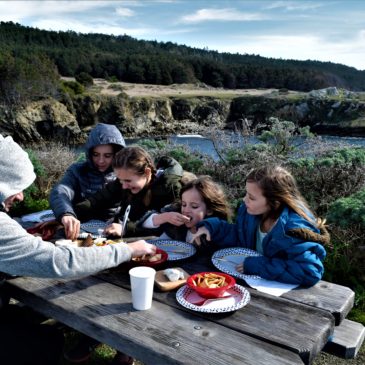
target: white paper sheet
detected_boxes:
[245,277,298,296]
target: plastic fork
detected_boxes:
[216,258,239,265]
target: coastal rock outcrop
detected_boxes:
[0,99,81,143]
[1,87,364,144]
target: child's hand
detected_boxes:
[188,226,211,246]
[153,212,191,226]
[61,215,80,241]
[104,223,122,237]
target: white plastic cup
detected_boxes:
[129,266,156,310]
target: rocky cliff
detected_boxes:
[1,86,364,144]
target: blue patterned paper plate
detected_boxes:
[80,220,107,236]
[176,284,250,313]
[147,239,196,261]
[212,247,262,280]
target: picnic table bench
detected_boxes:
[4,244,362,365]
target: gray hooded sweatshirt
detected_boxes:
[0,134,132,280]
[49,123,126,221]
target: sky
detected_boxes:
[0,0,364,71]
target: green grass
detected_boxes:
[60,330,116,365]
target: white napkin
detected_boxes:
[21,209,55,223]
[245,277,298,296]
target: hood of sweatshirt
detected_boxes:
[85,123,126,167]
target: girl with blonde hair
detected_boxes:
[191,165,329,286]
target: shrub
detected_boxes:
[327,188,365,229]
[289,147,365,215]
[60,80,84,96]
[258,117,314,156]
[11,143,78,216]
[75,72,93,87]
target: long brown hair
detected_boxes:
[113,146,156,205]
[180,176,232,220]
[246,165,321,226]
[113,146,156,175]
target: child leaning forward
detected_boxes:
[190,165,329,287]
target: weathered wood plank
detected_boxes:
[4,276,303,365]
[281,281,354,326]
[323,319,365,359]
[178,251,354,325]
[98,268,334,365]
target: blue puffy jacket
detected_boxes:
[200,203,327,286]
[49,123,126,221]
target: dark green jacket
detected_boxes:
[74,156,183,237]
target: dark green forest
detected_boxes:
[1,21,365,93]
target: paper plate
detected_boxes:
[212,247,262,280]
[176,284,250,313]
[80,220,107,236]
[147,239,196,261]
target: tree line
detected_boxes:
[1,21,365,93]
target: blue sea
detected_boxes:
[127,134,365,161]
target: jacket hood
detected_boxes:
[85,123,126,163]
[0,134,36,203]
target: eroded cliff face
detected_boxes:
[0,98,81,143]
[1,91,364,144]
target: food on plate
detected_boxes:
[54,239,75,247]
[192,272,227,289]
[133,253,162,262]
[81,234,94,247]
[94,237,106,245]
[164,268,184,281]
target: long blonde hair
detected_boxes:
[246,165,323,227]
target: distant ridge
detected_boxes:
[1,21,364,91]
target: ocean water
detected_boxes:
[127,134,365,161]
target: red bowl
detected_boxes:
[187,271,236,299]
[130,248,168,268]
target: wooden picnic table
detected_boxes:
[3,238,356,365]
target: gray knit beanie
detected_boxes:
[0,134,36,203]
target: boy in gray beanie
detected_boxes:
[0,134,155,365]
[0,134,36,207]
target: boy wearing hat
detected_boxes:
[0,134,155,365]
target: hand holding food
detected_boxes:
[153,212,191,226]
[188,226,211,246]
[127,240,156,258]
[61,215,80,240]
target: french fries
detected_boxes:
[192,273,227,289]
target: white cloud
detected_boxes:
[115,7,135,17]
[181,8,265,23]
[0,1,113,20]
[265,1,325,11]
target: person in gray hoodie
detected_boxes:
[0,134,155,365]
[49,123,126,240]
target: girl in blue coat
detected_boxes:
[190,165,329,286]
